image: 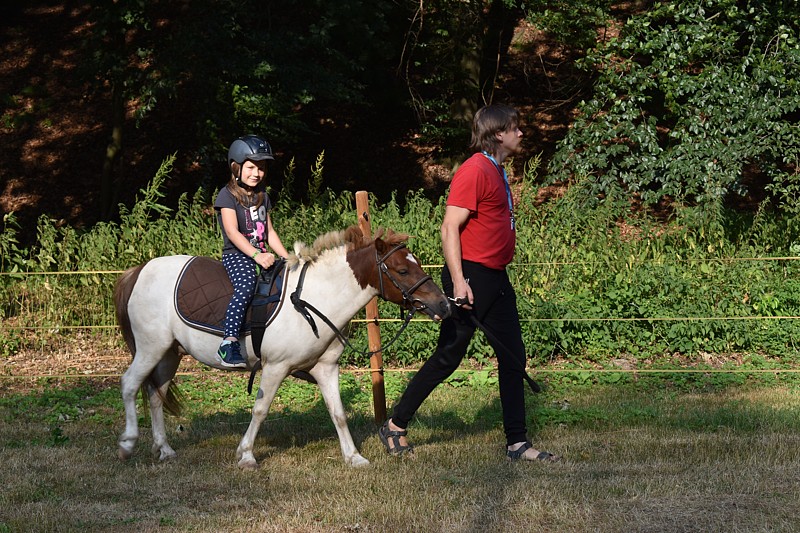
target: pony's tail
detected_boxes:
[142,381,184,417]
[114,262,147,357]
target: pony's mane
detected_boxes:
[285,225,409,267]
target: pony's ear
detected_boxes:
[382,228,409,246]
[344,225,365,246]
[371,227,391,255]
[373,228,410,255]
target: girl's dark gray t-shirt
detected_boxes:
[213,187,273,254]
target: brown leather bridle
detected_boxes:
[375,243,433,313]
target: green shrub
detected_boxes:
[548,0,800,211]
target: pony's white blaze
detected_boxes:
[405,252,418,265]
[113,227,450,470]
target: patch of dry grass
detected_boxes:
[1,377,799,532]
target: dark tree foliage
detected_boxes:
[394,0,526,147]
[82,0,401,214]
[39,0,800,220]
[393,0,618,150]
[524,0,615,51]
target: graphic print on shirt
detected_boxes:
[245,204,268,251]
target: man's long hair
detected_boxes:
[469,104,520,155]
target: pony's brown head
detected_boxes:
[349,226,451,321]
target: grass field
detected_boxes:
[1,370,799,532]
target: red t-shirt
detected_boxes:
[446,153,515,270]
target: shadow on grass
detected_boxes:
[2,374,799,532]
[172,373,379,457]
[377,373,800,451]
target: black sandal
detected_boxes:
[506,441,560,462]
[379,420,414,456]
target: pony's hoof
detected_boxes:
[158,449,177,462]
[153,442,177,461]
[118,440,135,461]
[348,455,370,468]
[238,456,259,470]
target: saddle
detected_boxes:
[174,256,287,345]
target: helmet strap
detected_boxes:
[234,163,244,188]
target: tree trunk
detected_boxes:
[479,0,522,105]
[449,44,482,125]
[450,0,523,125]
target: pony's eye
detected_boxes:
[397,269,409,276]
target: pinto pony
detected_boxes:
[114,226,451,469]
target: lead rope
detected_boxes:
[466,312,541,394]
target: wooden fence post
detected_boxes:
[355,191,387,424]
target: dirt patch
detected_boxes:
[0,333,200,381]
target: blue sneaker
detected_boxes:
[218,340,247,368]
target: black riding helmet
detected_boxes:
[228,134,274,166]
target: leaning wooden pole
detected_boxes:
[356,190,387,424]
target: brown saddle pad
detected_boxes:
[174,256,286,336]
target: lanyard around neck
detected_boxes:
[481,151,516,230]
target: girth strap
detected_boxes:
[290,262,320,337]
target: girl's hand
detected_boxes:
[255,252,276,269]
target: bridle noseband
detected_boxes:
[375,243,432,312]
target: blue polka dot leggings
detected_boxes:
[222,251,258,339]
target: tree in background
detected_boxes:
[396,0,616,150]
[547,0,800,212]
[84,0,153,219]
[396,0,523,146]
[78,0,620,214]
[31,0,799,224]
[524,0,615,52]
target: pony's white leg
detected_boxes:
[236,365,287,470]
[147,351,182,461]
[118,364,143,460]
[145,383,177,461]
[118,344,175,461]
[309,358,369,467]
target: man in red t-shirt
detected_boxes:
[379,104,560,462]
